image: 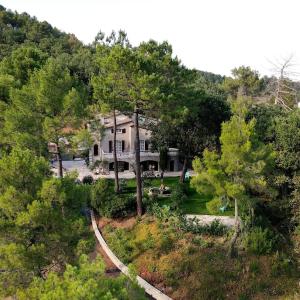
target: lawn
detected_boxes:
[123,176,233,216]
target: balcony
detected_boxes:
[100,150,159,161]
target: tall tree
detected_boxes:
[2,85,46,155]
[269,56,298,110]
[191,99,275,256]
[223,66,263,98]
[92,31,131,193]
[151,94,231,182]
[31,58,87,177]
[0,148,92,297]
[0,45,48,86]
[92,37,180,215]
[16,255,146,300]
[130,40,184,214]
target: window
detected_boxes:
[111,128,126,133]
[109,140,125,152]
[140,140,145,151]
[93,144,99,156]
[145,140,149,151]
[116,140,122,152]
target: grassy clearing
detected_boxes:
[123,177,233,216]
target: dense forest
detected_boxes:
[0,5,300,300]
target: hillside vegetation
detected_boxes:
[0,5,300,300]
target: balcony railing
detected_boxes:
[100,150,159,160]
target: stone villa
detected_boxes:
[89,113,180,172]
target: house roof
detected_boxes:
[104,119,133,128]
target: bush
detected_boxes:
[191,236,212,248]
[244,227,278,255]
[104,228,134,263]
[106,194,136,218]
[142,193,158,212]
[82,175,94,185]
[119,179,127,191]
[271,252,296,276]
[181,217,228,236]
[249,260,260,274]
[90,179,135,218]
[170,183,188,209]
[206,197,222,214]
[75,238,95,257]
[134,231,155,252]
[159,233,175,253]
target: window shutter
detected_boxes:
[122,140,125,152]
[109,141,112,153]
[145,140,149,151]
[122,128,126,133]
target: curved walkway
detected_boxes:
[91,211,172,300]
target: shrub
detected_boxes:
[244,227,278,255]
[180,218,228,236]
[142,193,158,212]
[105,228,134,263]
[90,179,135,217]
[208,220,228,235]
[249,260,260,274]
[271,252,295,276]
[170,183,187,208]
[295,225,300,235]
[106,194,136,218]
[119,179,127,191]
[90,179,113,210]
[159,233,175,253]
[82,175,94,185]
[191,236,212,248]
[206,197,221,214]
[75,238,95,257]
[134,231,155,252]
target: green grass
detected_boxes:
[122,176,233,216]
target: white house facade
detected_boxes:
[89,113,180,172]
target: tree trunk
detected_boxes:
[57,146,63,178]
[180,157,188,183]
[228,198,240,258]
[234,197,238,224]
[160,170,164,184]
[134,108,143,216]
[113,109,120,193]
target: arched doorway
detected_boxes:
[93,144,99,156]
[141,160,158,171]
